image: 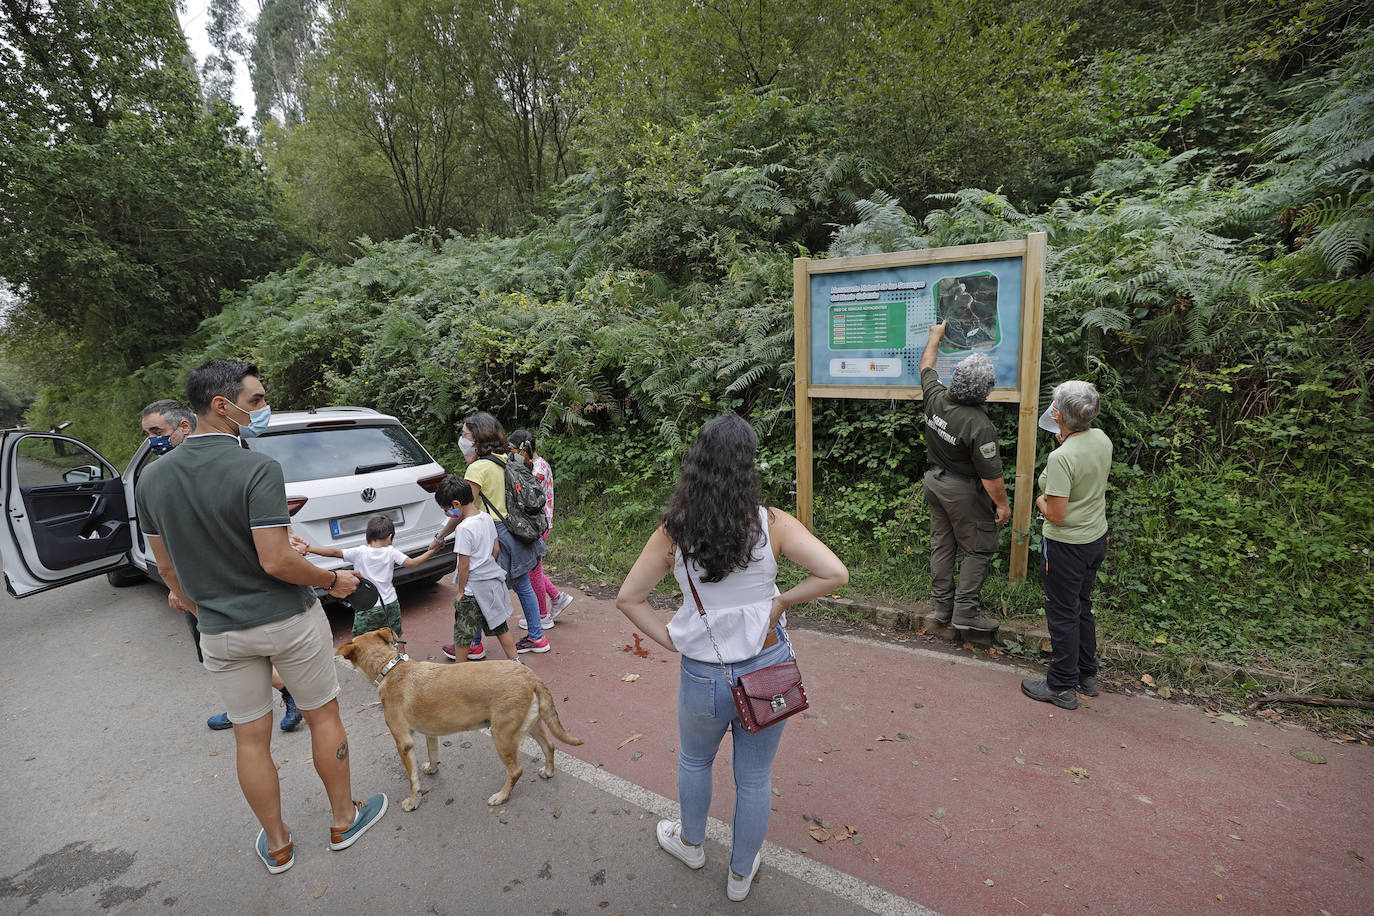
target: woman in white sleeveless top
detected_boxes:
[617,415,847,902]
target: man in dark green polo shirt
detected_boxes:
[135,360,387,874]
[919,322,1010,632]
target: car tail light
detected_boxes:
[286,497,308,516]
[416,472,446,493]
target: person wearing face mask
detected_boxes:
[1021,381,1113,711]
[431,412,550,658]
[508,429,574,632]
[140,398,304,733]
[140,398,195,455]
[136,361,389,874]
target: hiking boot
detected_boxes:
[518,614,554,630]
[279,695,301,732]
[207,713,232,730]
[550,591,574,620]
[727,851,763,901]
[656,820,705,869]
[329,794,388,851]
[1021,678,1079,710]
[516,635,550,654]
[1077,675,1102,697]
[255,829,293,874]
[952,612,999,632]
[928,609,953,626]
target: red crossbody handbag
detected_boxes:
[683,565,808,732]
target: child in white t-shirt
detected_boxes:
[301,516,439,639]
[433,476,519,663]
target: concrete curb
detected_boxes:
[801,596,1299,691]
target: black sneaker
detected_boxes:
[1021,678,1079,710]
[1077,675,1102,697]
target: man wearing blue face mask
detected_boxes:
[136,360,388,874]
[139,397,303,734]
[140,398,195,455]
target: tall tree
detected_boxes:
[262,0,582,247]
[0,0,290,376]
[250,0,318,125]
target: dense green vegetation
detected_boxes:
[2,1,1371,689]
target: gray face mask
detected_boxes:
[459,436,476,460]
[1038,404,1059,434]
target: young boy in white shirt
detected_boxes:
[300,516,439,639]
[434,476,520,663]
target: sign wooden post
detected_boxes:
[793,233,1046,584]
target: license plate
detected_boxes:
[330,507,403,539]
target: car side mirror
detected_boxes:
[62,465,102,484]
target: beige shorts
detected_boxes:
[199,601,340,725]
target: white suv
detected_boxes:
[0,407,456,601]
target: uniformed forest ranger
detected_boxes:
[918,322,1010,633]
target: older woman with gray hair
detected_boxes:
[918,322,1011,633]
[1021,380,1113,710]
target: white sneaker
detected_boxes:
[656,819,705,869]
[550,591,574,620]
[726,851,762,901]
[517,614,555,630]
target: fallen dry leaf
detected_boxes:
[984,879,995,886]
[876,735,895,742]
[808,826,831,843]
[616,733,643,749]
[1259,709,1282,722]
[1066,766,1090,779]
[313,886,326,899]
[1216,713,1247,727]
[836,825,857,841]
[1290,748,1327,764]
[1158,686,1173,700]
[1141,673,1157,687]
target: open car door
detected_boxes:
[0,431,132,597]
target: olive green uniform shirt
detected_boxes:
[1039,428,1112,544]
[135,434,314,634]
[921,367,1002,479]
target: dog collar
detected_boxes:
[373,655,403,689]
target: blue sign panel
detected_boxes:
[808,256,1023,389]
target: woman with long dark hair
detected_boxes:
[617,415,847,902]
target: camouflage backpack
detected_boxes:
[477,455,549,544]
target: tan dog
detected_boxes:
[336,627,583,811]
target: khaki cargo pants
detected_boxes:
[923,467,999,621]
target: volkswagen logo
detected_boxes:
[361,488,377,503]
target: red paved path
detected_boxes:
[341,581,1373,915]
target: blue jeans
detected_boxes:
[511,571,543,640]
[677,626,792,875]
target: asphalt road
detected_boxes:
[3,571,1370,915]
[0,575,913,916]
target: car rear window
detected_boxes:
[247,424,433,483]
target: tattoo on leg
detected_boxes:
[335,740,348,761]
